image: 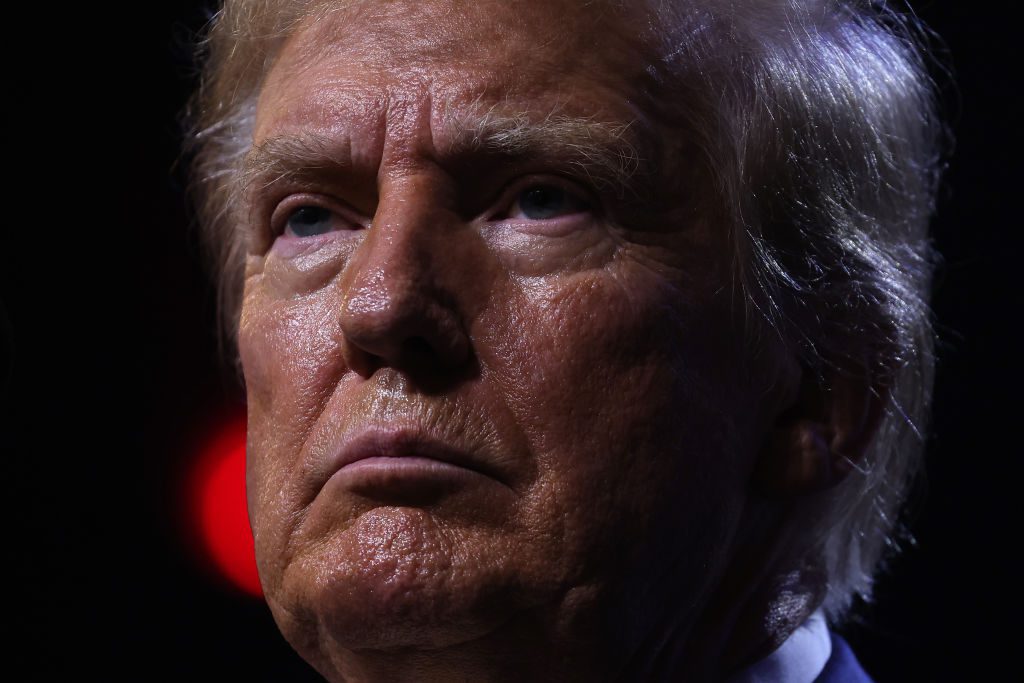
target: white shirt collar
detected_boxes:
[727,609,832,683]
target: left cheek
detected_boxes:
[518,271,693,463]
[484,273,707,573]
[532,265,746,486]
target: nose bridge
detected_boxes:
[346,173,449,309]
[338,171,470,375]
[349,80,453,291]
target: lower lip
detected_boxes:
[331,456,482,498]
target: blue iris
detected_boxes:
[286,206,333,237]
[518,186,575,220]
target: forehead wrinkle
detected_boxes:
[254,0,664,192]
[242,86,658,224]
[272,132,640,213]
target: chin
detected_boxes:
[265,505,540,653]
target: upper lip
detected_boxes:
[320,425,513,492]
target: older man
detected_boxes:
[188,0,941,680]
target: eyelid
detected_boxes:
[270,193,368,236]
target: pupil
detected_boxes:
[287,206,331,237]
[521,186,566,219]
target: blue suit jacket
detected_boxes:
[815,633,874,683]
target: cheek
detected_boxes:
[237,236,357,408]
[238,283,347,574]
[239,289,344,412]
[486,265,750,553]
[496,270,695,454]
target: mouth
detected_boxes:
[321,428,513,503]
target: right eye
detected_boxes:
[269,193,367,240]
[283,205,337,238]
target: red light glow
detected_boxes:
[186,414,262,597]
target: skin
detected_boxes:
[236,0,880,680]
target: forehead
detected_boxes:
[254,0,658,147]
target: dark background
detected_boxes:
[4,2,1017,680]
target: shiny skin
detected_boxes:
[238,1,796,680]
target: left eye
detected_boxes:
[284,206,336,237]
[507,184,589,220]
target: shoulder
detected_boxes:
[814,633,875,683]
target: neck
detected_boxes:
[618,500,826,682]
[309,504,822,682]
[307,581,820,683]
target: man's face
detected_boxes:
[238,0,783,672]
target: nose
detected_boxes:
[338,176,472,379]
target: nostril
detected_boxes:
[402,336,434,357]
[339,279,471,374]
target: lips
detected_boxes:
[319,425,512,496]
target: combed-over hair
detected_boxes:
[186,0,944,623]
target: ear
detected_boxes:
[752,360,890,497]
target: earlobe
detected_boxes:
[752,363,890,497]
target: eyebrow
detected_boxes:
[444,110,644,192]
[239,110,646,200]
[239,134,352,193]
